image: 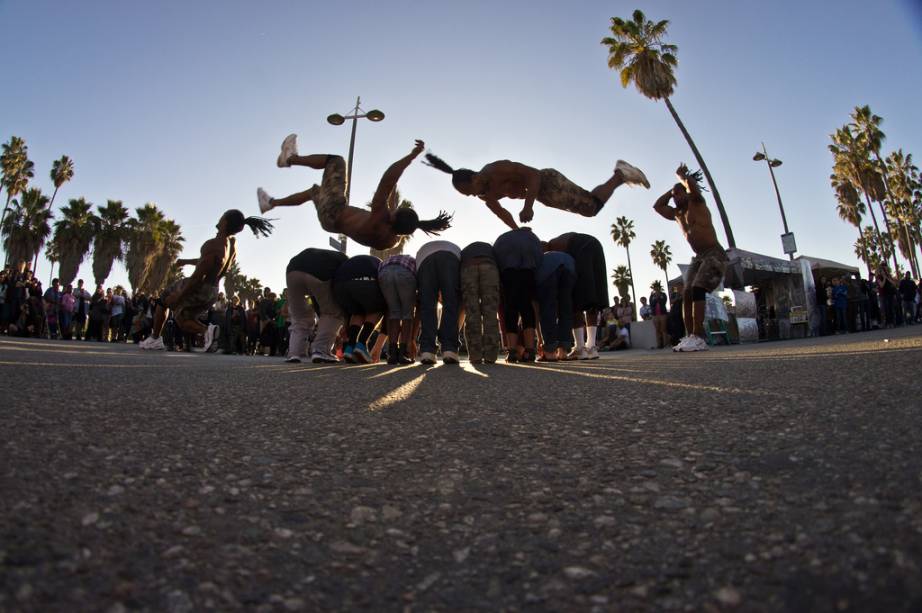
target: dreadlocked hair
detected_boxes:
[392,207,454,236]
[224,209,275,237]
[686,168,707,192]
[423,152,476,193]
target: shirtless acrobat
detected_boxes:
[139,210,273,352]
[652,165,728,352]
[424,152,650,229]
[258,137,451,250]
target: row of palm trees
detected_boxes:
[1,135,186,293]
[609,215,674,306]
[830,106,921,279]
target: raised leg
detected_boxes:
[589,172,625,206]
[271,185,320,208]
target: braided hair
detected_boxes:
[423,152,476,193]
[223,209,275,237]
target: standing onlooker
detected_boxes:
[416,240,462,365]
[378,253,418,365]
[87,285,109,341]
[494,227,543,362]
[226,295,248,355]
[59,284,76,339]
[649,281,670,349]
[460,242,501,365]
[109,286,126,342]
[72,279,91,340]
[638,296,652,321]
[43,278,63,339]
[617,296,634,336]
[898,272,918,325]
[832,277,849,333]
[878,268,898,328]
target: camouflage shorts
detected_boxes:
[537,168,600,217]
[315,155,348,233]
[163,279,218,323]
[687,247,728,292]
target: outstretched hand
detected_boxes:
[519,207,534,223]
[411,139,425,157]
[675,163,689,180]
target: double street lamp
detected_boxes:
[327,96,385,253]
[753,143,796,260]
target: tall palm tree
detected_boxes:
[125,203,165,293]
[831,171,871,275]
[239,276,263,308]
[34,155,77,271]
[51,197,96,286]
[92,200,130,286]
[602,9,735,248]
[610,216,637,307]
[884,150,921,277]
[1,188,52,267]
[650,240,673,300]
[854,227,881,273]
[223,261,244,299]
[611,265,632,301]
[829,126,898,273]
[144,219,184,294]
[368,189,415,259]
[0,137,35,248]
[851,105,913,275]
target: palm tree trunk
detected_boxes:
[625,245,637,314]
[1,193,11,266]
[664,97,735,248]
[663,268,670,308]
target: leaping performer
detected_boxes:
[140,210,274,352]
[423,152,650,229]
[652,164,728,353]
[258,137,452,250]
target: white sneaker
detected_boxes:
[277,133,298,167]
[615,160,650,188]
[673,336,691,352]
[143,336,166,351]
[678,334,709,352]
[311,351,340,364]
[442,351,460,364]
[567,348,588,361]
[587,347,600,360]
[257,188,273,214]
[203,324,220,352]
[419,352,437,365]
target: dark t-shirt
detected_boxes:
[286,248,348,281]
[460,241,495,264]
[493,229,543,271]
[334,255,382,283]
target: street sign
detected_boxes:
[329,236,345,253]
[781,232,797,255]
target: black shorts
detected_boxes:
[568,235,609,311]
[333,279,386,316]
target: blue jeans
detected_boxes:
[536,266,575,351]
[417,251,460,354]
[835,306,847,332]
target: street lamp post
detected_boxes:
[753,143,795,260]
[326,96,385,254]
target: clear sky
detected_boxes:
[2,0,921,298]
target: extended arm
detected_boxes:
[176,258,200,266]
[484,198,519,230]
[653,191,677,220]
[676,164,703,201]
[519,167,542,223]
[165,247,220,307]
[370,139,425,216]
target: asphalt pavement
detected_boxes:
[2,328,921,612]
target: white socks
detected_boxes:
[586,326,597,350]
[574,329,586,351]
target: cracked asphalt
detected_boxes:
[2,327,921,612]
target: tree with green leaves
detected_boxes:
[223,261,244,300]
[1,136,36,247]
[650,240,672,298]
[884,150,921,277]
[610,216,637,307]
[34,155,77,271]
[239,276,263,308]
[51,198,96,286]
[92,200,130,286]
[125,203,166,293]
[832,172,871,276]
[1,188,52,267]
[145,219,185,294]
[611,265,632,301]
[602,9,735,248]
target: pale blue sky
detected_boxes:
[2,0,921,297]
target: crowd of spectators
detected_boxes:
[816,269,920,335]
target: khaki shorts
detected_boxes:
[537,168,600,217]
[687,247,728,292]
[315,156,348,233]
[163,279,218,323]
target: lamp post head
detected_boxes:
[366,109,385,122]
[753,152,766,161]
[769,159,783,168]
[326,113,345,126]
